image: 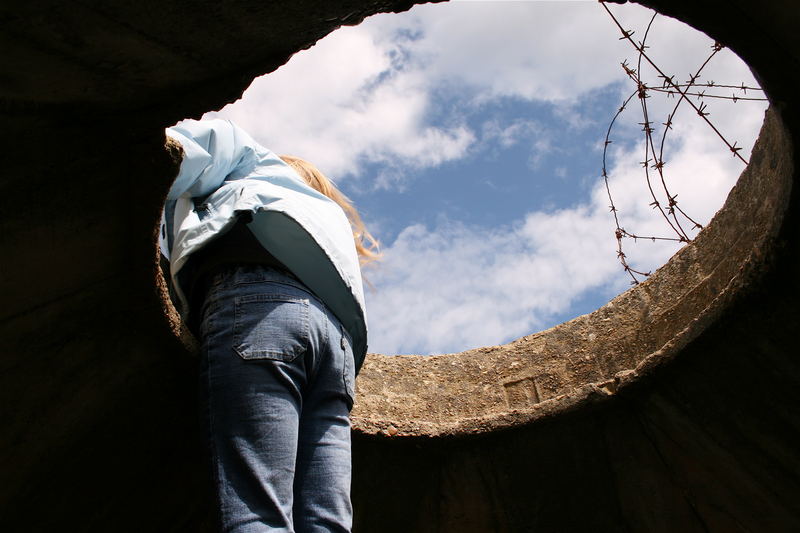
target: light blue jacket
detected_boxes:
[160,119,368,368]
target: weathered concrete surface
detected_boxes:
[1,0,799,531]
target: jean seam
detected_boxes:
[233,278,306,291]
[204,323,225,530]
[340,323,355,410]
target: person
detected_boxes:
[159,118,379,532]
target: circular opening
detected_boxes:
[195,1,766,356]
[155,1,789,437]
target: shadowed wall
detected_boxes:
[1,1,798,531]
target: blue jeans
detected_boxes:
[197,265,356,532]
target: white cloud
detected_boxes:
[201,1,658,180]
[205,1,762,183]
[205,22,474,179]
[528,137,556,170]
[481,119,541,149]
[199,1,768,354]
[366,98,767,355]
[365,207,621,355]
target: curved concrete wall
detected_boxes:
[1,0,798,531]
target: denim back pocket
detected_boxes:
[233,294,309,361]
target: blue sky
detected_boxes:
[204,0,766,355]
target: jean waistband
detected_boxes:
[207,264,352,345]
[210,264,306,291]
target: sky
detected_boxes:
[203,0,768,355]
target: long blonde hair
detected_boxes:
[280,155,381,265]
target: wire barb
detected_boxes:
[600,2,761,282]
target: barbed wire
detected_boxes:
[599,1,767,284]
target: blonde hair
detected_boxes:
[280,155,381,265]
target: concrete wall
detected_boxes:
[1,1,798,531]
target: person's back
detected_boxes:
[161,119,379,532]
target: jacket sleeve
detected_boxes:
[165,119,262,200]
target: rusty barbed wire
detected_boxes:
[599,1,767,284]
